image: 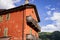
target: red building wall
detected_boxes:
[0,11,24,40]
[24,8,39,40]
[0,6,39,40]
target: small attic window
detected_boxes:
[0,15,3,22]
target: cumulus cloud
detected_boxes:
[47,11,52,15]
[0,0,15,9]
[45,5,51,10]
[50,12,60,31]
[45,12,60,21]
[13,0,21,3]
[45,17,50,20]
[50,12,60,21]
[41,24,57,32]
[51,8,56,10]
[45,5,56,11]
[0,0,21,9]
[42,12,60,32]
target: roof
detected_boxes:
[0,9,6,12]
[0,4,40,22]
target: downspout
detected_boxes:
[22,10,24,40]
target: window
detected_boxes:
[4,28,8,37]
[26,34,34,40]
[0,15,3,22]
[30,29,32,34]
[6,13,10,20]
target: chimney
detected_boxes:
[25,0,29,4]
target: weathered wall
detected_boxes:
[24,8,38,40]
[0,10,24,40]
[0,7,39,40]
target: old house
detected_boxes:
[0,0,40,40]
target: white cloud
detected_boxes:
[45,5,56,11]
[45,5,51,10]
[51,8,56,10]
[13,0,21,3]
[41,24,57,32]
[0,0,21,9]
[50,12,60,31]
[0,0,15,9]
[47,11,52,15]
[45,17,50,20]
[45,12,60,21]
[41,12,60,32]
[50,12,60,21]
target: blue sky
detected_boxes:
[0,0,60,32]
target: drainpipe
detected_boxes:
[22,10,24,40]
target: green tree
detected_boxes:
[39,32,51,40]
[50,31,60,40]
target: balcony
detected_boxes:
[26,16,40,32]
